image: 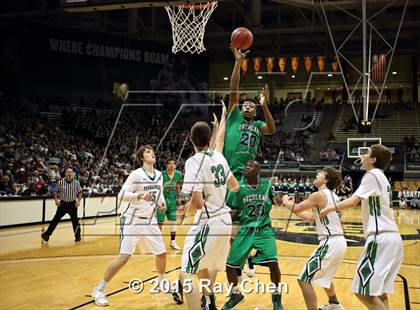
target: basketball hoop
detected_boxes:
[165,1,218,54]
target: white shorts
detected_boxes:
[353,232,403,296]
[299,236,347,289]
[119,209,166,256]
[181,213,232,274]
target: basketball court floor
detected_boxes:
[1,206,418,310]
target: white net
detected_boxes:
[165,2,218,54]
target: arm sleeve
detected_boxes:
[77,181,82,194]
[118,172,139,203]
[354,173,379,199]
[181,158,203,195]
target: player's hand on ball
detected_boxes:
[140,192,153,201]
[230,45,249,62]
[282,195,295,207]
[260,84,270,106]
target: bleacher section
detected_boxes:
[394,181,420,191]
[331,103,420,143]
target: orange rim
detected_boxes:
[176,1,217,9]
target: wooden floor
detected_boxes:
[0,207,419,310]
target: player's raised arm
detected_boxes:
[209,113,219,150]
[259,85,276,135]
[229,45,249,113]
[282,192,324,214]
[214,100,227,153]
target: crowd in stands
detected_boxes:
[0,96,197,197]
[403,136,420,165]
[319,148,344,162]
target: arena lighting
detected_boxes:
[223,77,228,80]
[392,71,397,75]
[327,73,333,77]
[291,75,296,79]
[257,76,263,79]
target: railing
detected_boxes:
[0,194,118,228]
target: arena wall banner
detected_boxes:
[2,24,209,98]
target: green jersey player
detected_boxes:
[222,160,283,310]
[223,45,276,179]
[157,158,183,250]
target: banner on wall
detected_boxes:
[2,25,209,96]
[48,38,170,65]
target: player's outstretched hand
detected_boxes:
[273,195,282,206]
[319,207,334,219]
[282,195,295,207]
[260,84,270,106]
[211,113,219,130]
[230,45,250,62]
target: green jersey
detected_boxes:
[223,106,266,176]
[162,170,183,204]
[227,178,274,228]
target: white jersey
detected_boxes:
[354,168,398,236]
[182,150,231,219]
[118,167,165,219]
[314,188,344,238]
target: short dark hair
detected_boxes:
[322,167,342,190]
[136,145,154,166]
[370,144,392,170]
[165,158,176,165]
[191,122,211,148]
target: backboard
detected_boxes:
[347,137,382,159]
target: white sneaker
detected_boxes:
[92,287,109,307]
[319,303,344,310]
[170,240,181,250]
[245,265,255,277]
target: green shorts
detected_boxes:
[156,202,177,223]
[226,225,278,269]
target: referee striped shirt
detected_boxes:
[56,178,82,202]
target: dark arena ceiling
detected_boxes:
[2,0,420,59]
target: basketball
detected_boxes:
[231,27,253,50]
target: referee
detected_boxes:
[41,168,82,242]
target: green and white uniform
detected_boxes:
[226,178,278,269]
[353,168,403,296]
[118,168,166,255]
[157,170,183,223]
[223,106,266,179]
[181,150,232,274]
[299,188,347,288]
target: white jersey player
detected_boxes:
[282,167,346,310]
[321,145,403,310]
[92,145,167,307]
[180,121,239,310]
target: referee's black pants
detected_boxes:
[45,201,81,239]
